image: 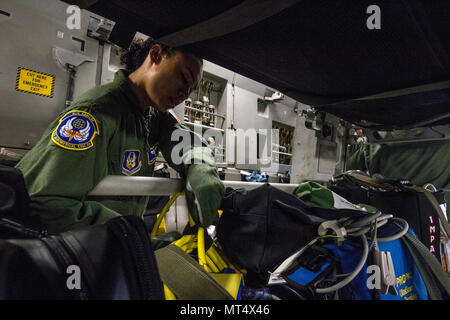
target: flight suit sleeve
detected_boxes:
[16,106,121,234]
[345,143,368,172]
[156,111,225,227]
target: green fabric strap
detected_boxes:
[154,244,234,300]
[401,232,450,300]
[345,173,395,191]
[401,234,442,300]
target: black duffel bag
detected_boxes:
[327,172,450,263]
[216,183,359,275]
[0,165,164,300]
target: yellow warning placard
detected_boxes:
[15,67,55,98]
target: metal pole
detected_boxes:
[88,175,298,196]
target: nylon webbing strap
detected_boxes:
[402,235,442,300]
[155,244,233,300]
[402,232,450,300]
[156,0,302,48]
[345,173,394,191]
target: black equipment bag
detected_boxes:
[0,164,42,237]
[0,165,164,300]
[328,172,449,263]
[216,183,359,275]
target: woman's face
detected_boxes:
[143,47,203,112]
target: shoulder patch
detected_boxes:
[51,110,99,151]
[147,144,159,165]
[122,150,142,176]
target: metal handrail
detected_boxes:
[88,175,298,196]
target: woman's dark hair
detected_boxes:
[120,38,175,72]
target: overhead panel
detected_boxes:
[62,0,450,127]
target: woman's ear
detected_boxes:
[148,44,163,65]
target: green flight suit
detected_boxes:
[16,70,223,234]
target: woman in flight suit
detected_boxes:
[16,38,224,234]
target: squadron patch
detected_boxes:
[122,150,142,176]
[51,110,99,151]
[147,144,159,165]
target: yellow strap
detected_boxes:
[206,246,228,271]
[172,234,198,254]
[150,192,182,238]
[205,254,220,273]
[163,284,177,300]
[151,191,244,275]
[154,215,167,235]
[188,213,196,227]
[152,192,244,300]
[197,226,208,269]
